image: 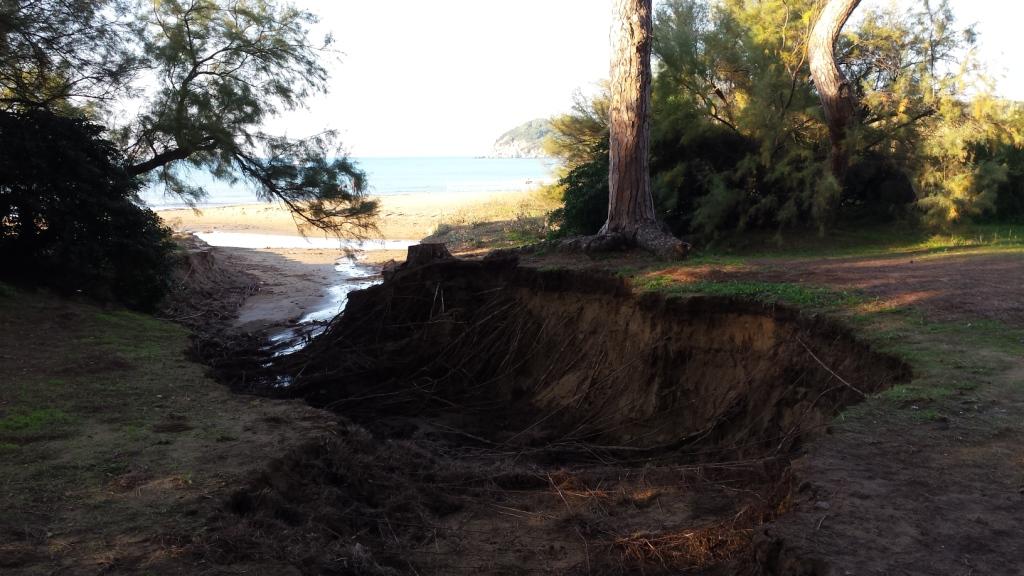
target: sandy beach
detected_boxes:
[160,189,554,332]
[157,189,548,241]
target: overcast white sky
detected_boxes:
[267,0,1024,157]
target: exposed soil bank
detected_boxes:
[208,255,910,574]
[286,256,908,456]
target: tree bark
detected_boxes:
[604,0,655,234]
[808,0,861,179]
[126,147,196,177]
[599,0,687,259]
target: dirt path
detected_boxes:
[664,248,1024,326]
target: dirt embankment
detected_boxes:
[160,234,260,330]
[197,256,909,575]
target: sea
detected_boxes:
[140,156,557,209]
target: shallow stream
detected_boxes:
[193,231,414,356]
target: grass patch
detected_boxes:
[697,223,1024,261]
[835,296,1023,433]
[881,383,965,405]
[0,285,212,500]
[0,408,75,442]
[0,283,335,571]
[634,276,867,309]
[908,407,947,423]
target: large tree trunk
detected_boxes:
[604,0,655,234]
[599,0,687,259]
[808,0,861,179]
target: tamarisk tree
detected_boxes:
[0,0,140,110]
[120,0,376,235]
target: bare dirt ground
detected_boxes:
[659,248,1024,327]
[157,240,1024,575]
[220,260,911,576]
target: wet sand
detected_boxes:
[162,189,549,333]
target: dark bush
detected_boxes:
[839,153,917,222]
[991,143,1024,222]
[0,109,175,310]
[650,116,759,236]
[548,139,610,237]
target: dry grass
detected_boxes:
[424,188,561,252]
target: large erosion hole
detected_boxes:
[211,256,909,575]
[288,256,908,458]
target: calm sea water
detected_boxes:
[140,156,557,209]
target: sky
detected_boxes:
[268,0,1024,158]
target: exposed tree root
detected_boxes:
[633,221,691,259]
[558,222,690,260]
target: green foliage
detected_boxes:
[847,2,1022,226]
[116,0,377,234]
[1,0,377,236]
[494,119,553,157]
[544,89,611,236]
[651,0,848,236]
[635,277,865,309]
[0,109,175,310]
[500,119,553,143]
[547,139,610,236]
[0,408,75,442]
[990,126,1024,220]
[545,89,610,171]
[0,0,139,110]
[546,0,1024,240]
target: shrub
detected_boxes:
[985,141,1024,223]
[0,109,175,310]
[547,139,610,237]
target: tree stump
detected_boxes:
[405,243,453,267]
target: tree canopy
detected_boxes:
[0,0,140,110]
[1,0,377,235]
[546,0,1024,239]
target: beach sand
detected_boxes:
[157,189,547,241]
[162,189,552,332]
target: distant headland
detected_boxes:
[490,118,553,159]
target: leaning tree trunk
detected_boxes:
[600,0,687,259]
[808,0,861,179]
